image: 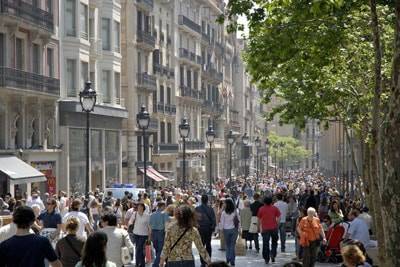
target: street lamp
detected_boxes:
[265,139,270,177]
[79,81,97,195]
[273,143,278,178]
[279,142,285,177]
[255,136,261,182]
[227,130,235,188]
[242,133,249,177]
[206,124,216,194]
[137,105,150,189]
[179,118,190,189]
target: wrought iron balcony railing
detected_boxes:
[0,67,59,96]
[0,0,54,32]
[137,30,155,48]
[178,15,201,34]
[137,72,157,92]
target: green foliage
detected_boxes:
[223,0,394,134]
[267,132,312,164]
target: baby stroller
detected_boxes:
[318,222,347,263]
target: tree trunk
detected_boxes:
[380,1,400,265]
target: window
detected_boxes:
[137,11,142,31]
[167,123,172,143]
[32,44,40,74]
[0,33,4,66]
[160,122,165,143]
[114,72,120,100]
[89,16,95,39]
[186,70,191,87]
[81,61,89,91]
[66,59,77,97]
[90,71,95,89]
[167,87,171,104]
[80,3,88,40]
[65,0,76,36]
[180,66,184,86]
[47,48,54,77]
[102,70,111,103]
[193,71,198,90]
[159,85,164,103]
[114,21,120,52]
[101,18,111,50]
[15,38,24,70]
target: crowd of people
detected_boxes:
[0,169,376,267]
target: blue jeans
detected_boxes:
[224,228,238,265]
[279,222,286,251]
[134,234,148,267]
[262,229,279,262]
[151,230,165,267]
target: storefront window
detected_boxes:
[91,129,103,190]
[69,128,86,194]
[105,131,119,187]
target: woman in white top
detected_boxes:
[220,198,241,266]
[100,213,134,267]
[128,202,151,267]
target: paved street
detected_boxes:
[192,237,339,267]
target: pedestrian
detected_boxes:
[150,201,170,267]
[55,217,85,267]
[217,198,226,251]
[100,213,134,267]
[0,206,62,267]
[239,200,252,249]
[62,199,93,240]
[257,196,281,264]
[195,194,217,267]
[274,193,288,252]
[249,193,263,253]
[88,198,101,230]
[38,197,62,245]
[75,231,117,267]
[346,209,375,248]
[328,200,344,224]
[298,207,327,267]
[128,202,151,267]
[159,205,211,267]
[341,244,372,267]
[220,198,240,266]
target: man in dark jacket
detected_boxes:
[250,193,263,252]
[195,194,216,267]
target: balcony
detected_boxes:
[203,64,223,83]
[203,100,223,114]
[90,38,102,58]
[154,143,179,154]
[178,15,201,35]
[137,73,157,92]
[137,30,155,50]
[180,85,201,101]
[179,48,189,59]
[0,67,59,96]
[179,48,201,66]
[154,64,174,79]
[0,0,54,33]
[135,0,153,11]
[185,141,205,151]
[165,103,176,114]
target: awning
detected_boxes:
[138,167,164,182]
[0,156,46,185]
[147,167,169,181]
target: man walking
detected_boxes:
[258,196,281,264]
[274,194,288,252]
[195,195,216,267]
[149,201,170,267]
[249,193,263,252]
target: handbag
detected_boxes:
[121,233,132,265]
[235,234,246,256]
[249,216,259,233]
[165,228,189,264]
[145,242,153,264]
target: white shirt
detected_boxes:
[220,210,240,230]
[27,197,45,211]
[129,212,150,236]
[100,226,134,267]
[62,211,90,239]
[274,200,288,223]
[0,223,34,243]
[348,217,370,247]
[358,212,372,230]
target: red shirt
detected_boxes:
[257,204,281,231]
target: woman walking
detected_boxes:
[159,205,211,267]
[220,198,240,266]
[128,202,151,267]
[328,200,344,224]
[75,231,116,267]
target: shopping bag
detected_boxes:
[249,216,259,233]
[145,243,153,263]
[235,235,246,256]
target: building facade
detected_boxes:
[0,0,61,196]
[58,0,127,195]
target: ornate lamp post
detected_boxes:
[242,133,249,177]
[227,130,235,188]
[79,81,97,195]
[206,124,215,194]
[255,136,261,182]
[179,118,190,189]
[137,106,150,188]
